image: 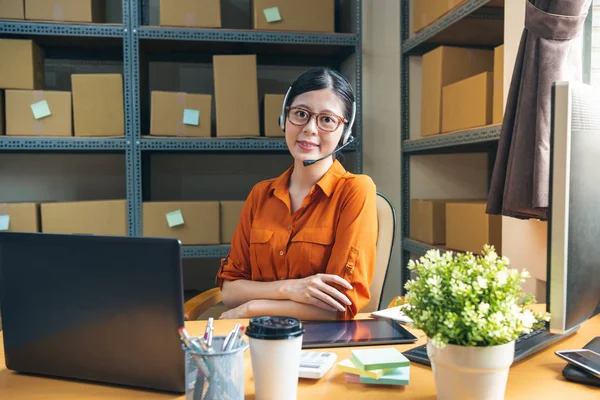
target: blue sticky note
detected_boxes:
[0,215,9,231]
[263,7,281,23]
[30,100,51,120]
[166,210,185,228]
[183,109,200,126]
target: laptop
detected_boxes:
[0,232,186,393]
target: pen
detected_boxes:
[206,318,214,351]
[225,323,242,351]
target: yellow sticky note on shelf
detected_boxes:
[31,100,51,120]
[263,7,281,23]
[0,215,10,231]
[166,210,184,228]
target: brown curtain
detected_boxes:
[487,0,592,220]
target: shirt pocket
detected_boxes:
[249,228,274,278]
[291,227,334,276]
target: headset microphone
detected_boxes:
[303,135,355,167]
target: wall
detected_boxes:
[361,0,402,307]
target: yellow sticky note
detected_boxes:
[0,215,10,231]
[31,100,51,120]
[263,7,281,23]
[166,210,184,228]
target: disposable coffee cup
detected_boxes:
[245,316,305,400]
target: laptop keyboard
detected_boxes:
[403,328,572,367]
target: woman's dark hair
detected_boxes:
[284,67,355,141]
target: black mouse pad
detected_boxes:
[562,336,600,387]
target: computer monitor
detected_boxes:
[547,81,600,334]
[0,232,186,393]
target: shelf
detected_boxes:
[402,124,501,154]
[137,27,357,58]
[0,21,124,38]
[0,137,128,151]
[403,238,453,257]
[183,245,230,259]
[402,0,504,55]
[139,137,360,152]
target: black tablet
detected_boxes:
[301,318,418,349]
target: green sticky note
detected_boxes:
[263,7,281,23]
[166,210,185,228]
[183,109,200,126]
[0,215,9,231]
[30,100,51,120]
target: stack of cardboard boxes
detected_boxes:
[0,1,105,23]
[420,44,504,137]
[1,199,246,245]
[0,37,125,138]
[157,0,335,33]
[410,199,502,255]
[150,55,285,138]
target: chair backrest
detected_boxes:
[363,192,396,313]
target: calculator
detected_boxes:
[298,351,337,379]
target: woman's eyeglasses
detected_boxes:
[286,106,347,132]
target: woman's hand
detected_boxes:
[283,273,353,312]
[219,302,251,320]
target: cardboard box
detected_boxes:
[446,202,502,254]
[0,0,25,19]
[420,46,493,137]
[0,38,44,90]
[252,0,335,33]
[0,202,39,232]
[263,94,285,137]
[442,72,493,133]
[25,0,104,23]
[413,0,464,33]
[143,201,220,245]
[0,91,4,135]
[220,201,244,244]
[493,44,504,124]
[159,0,221,28]
[213,55,259,137]
[150,91,212,137]
[41,200,127,236]
[72,74,124,137]
[410,199,447,245]
[6,90,72,136]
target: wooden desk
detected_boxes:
[1,314,599,399]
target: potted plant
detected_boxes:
[403,245,549,400]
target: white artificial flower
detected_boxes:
[476,275,488,289]
[478,302,490,314]
[520,309,536,328]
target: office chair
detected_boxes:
[183,192,397,320]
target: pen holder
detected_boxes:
[184,336,249,400]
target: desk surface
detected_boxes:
[1,313,599,399]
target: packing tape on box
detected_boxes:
[53,4,65,21]
[32,91,46,136]
[185,12,196,27]
[176,92,187,136]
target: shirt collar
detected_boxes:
[269,160,348,199]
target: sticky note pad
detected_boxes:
[183,109,200,126]
[166,210,185,227]
[0,215,10,231]
[347,366,410,385]
[351,348,410,371]
[337,358,394,380]
[31,100,51,120]
[263,7,281,23]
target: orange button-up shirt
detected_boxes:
[216,160,378,319]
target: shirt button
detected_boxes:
[279,250,284,256]
[279,277,285,280]
[287,225,292,230]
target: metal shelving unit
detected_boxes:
[1,0,363,256]
[400,0,503,293]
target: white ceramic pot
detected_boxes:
[427,339,515,400]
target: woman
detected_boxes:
[217,67,377,320]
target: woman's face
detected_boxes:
[284,88,346,166]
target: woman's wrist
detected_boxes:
[275,279,291,300]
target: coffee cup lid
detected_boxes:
[245,316,304,340]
